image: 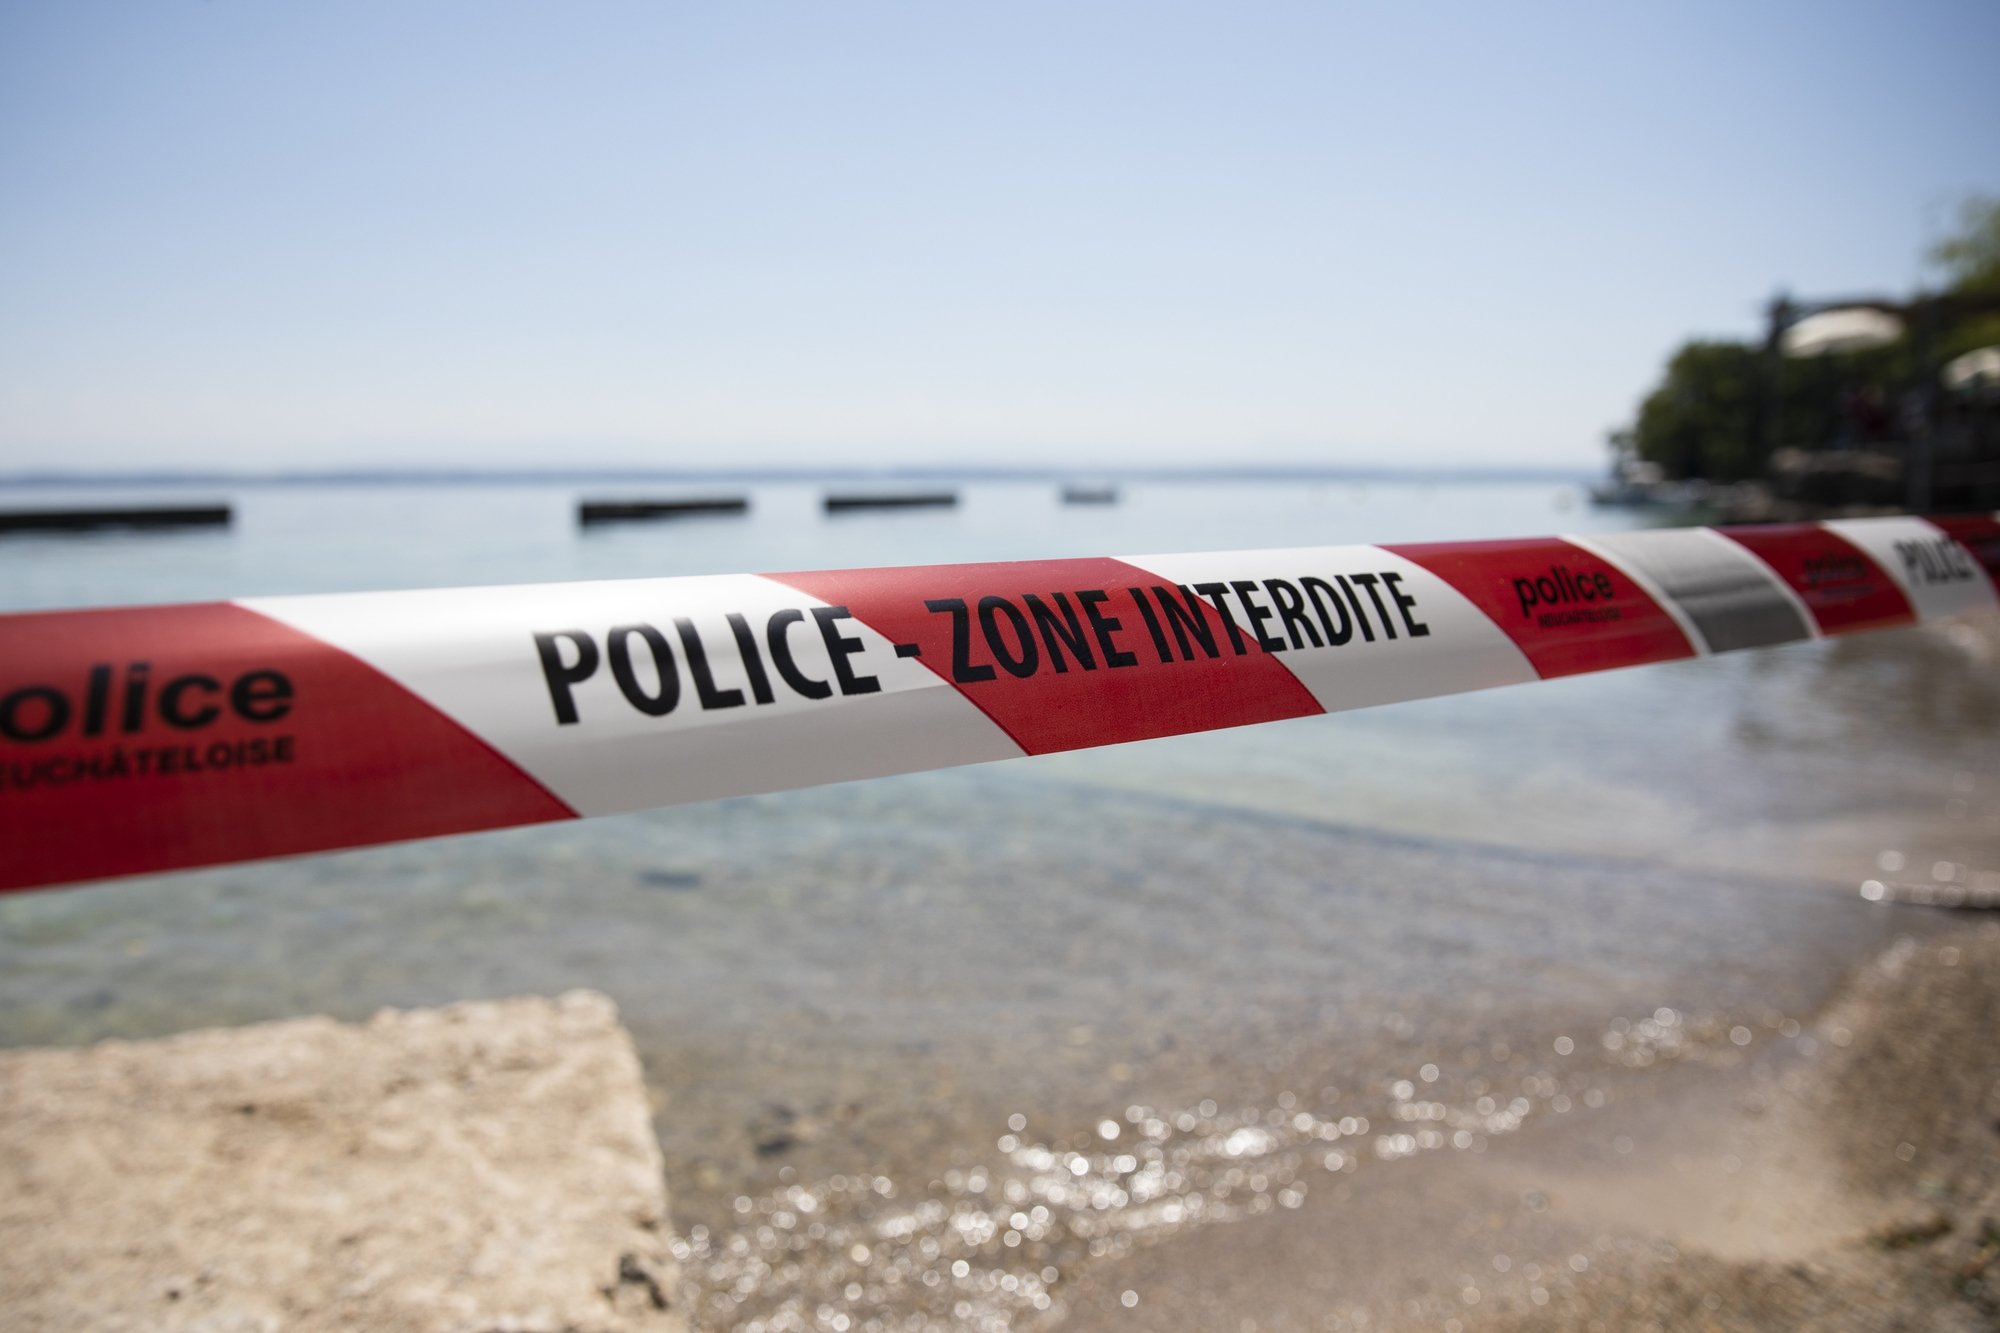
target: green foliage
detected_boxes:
[1623,196,2000,480]
[1631,341,1762,480]
[1628,339,1906,481]
[1930,195,2000,296]
[1942,313,2000,365]
[1934,196,2000,360]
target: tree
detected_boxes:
[1931,195,2000,360]
[1622,197,2000,480]
[1626,335,1907,481]
[1630,341,1763,481]
[1930,195,2000,296]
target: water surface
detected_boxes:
[4,477,1995,1329]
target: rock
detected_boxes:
[1868,1205,1952,1250]
[1958,1218,2000,1281]
[0,991,686,1333]
[748,1100,802,1156]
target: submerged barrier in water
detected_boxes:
[0,504,232,534]
[1061,485,1119,505]
[824,492,958,512]
[2,514,1997,892]
[578,497,750,525]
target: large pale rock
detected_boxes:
[0,991,685,1333]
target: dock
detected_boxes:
[578,498,749,526]
[823,492,958,513]
[1060,485,1119,505]
[0,505,231,534]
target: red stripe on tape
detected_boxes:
[770,558,1323,753]
[1925,514,2000,595]
[1383,537,1695,678]
[1716,523,1914,634]
[0,603,573,892]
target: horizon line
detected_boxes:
[0,462,1593,487]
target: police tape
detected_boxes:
[3,514,1998,893]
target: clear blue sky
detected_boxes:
[2,1,1995,474]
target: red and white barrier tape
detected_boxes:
[3,515,1997,893]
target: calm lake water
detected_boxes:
[4,477,1997,1330]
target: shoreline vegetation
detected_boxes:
[2,922,1994,1331]
[1604,197,2000,520]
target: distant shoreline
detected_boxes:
[0,464,1590,488]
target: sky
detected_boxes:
[1,1,1996,475]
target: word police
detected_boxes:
[1894,534,1977,586]
[536,606,880,725]
[1512,564,1615,619]
[0,661,294,745]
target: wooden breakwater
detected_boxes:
[1060,485,1118,505]
[0,505,231,534]
[823,492,957,513]
[578,497,749,526]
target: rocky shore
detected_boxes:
[1028,921,2000,1333]
[2,922,1995,1332]
[1490,918,2000,1333]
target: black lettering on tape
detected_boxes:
[812,606,881,695]
[1300,577,1353,646]
[1154,586,1219,661]
[83,664,110,736]
[1191,583,1250,654]
[1128,588,1174,663]
[726,613,778,706]
[231,670,294,723]
[1380,572,1430,638]
[1265,579,1323,650]
[1078,590,1138,668]
[978,596,1040,679]
[1024,593,1095,673]
[677,617,745,710]
[1332,576,1376,642]
[766,609,832,699]
[0,685,69,744]
[1896,536,1975,585]
[121,661,151,732]
[608,624,681,717]
[534,631,600,726]
[1349,573,1397,640]
[926,598,994,683]
[158,674,222,729]
[2,665,299,745]
[1514,564,1617,621]
[1230,580,1285,652]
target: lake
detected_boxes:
[3,476,1995,1330]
